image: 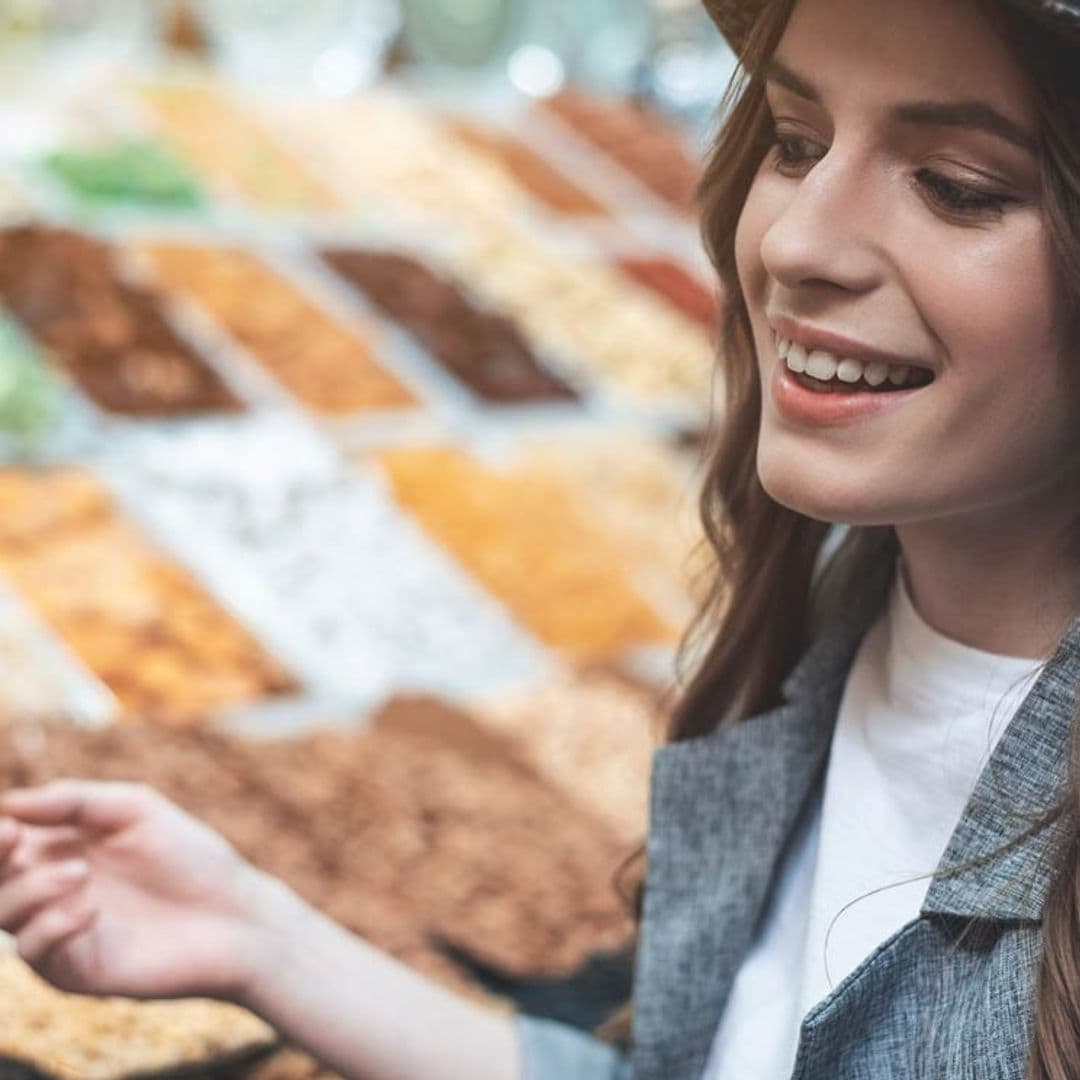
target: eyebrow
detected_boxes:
[763,59,1038,155]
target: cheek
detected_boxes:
[733,174,774,312]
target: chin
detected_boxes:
[756,451,894,526]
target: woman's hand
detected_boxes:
[0,779,522,1080]
[0,779,272,1002]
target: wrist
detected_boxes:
[227,865,310,1011]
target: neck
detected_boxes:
[895,501,1080,660]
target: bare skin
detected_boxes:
[1,0,1076,1076]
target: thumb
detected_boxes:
[2,780,155,831]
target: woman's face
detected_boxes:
[736,0,1076,529]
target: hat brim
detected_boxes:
[703,0,1080,53]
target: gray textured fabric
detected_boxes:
[515,1016,631,1079]
[517,538,1080,1080]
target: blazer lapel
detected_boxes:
[922,613,1080,923]
[632,546,896,1080]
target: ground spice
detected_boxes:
[141,244,415,415]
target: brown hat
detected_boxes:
[703,0,1080,53]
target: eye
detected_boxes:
[915,169,1019,219]
[770,133,826,175]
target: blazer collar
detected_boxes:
[921,612,1080,923]
[631,535,1080,1080]
[632,539,896,1080]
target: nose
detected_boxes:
[759,145,884,296]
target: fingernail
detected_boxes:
[58,860,89,880]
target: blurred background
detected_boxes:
[0,3,736,1076]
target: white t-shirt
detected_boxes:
[701,563,1043,1080]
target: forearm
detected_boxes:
[236,872,521,1080]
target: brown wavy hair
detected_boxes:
[600,0,1080,1073]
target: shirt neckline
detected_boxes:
[887,559,1044,714]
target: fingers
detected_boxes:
[16,891,98,969]
[2,780,156,831]
[0,858,90,933]
[0,816,18,861]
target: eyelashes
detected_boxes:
[768,131,1019,221]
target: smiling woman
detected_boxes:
[0,2,1079,1080]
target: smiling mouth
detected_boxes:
[777,335,935,393]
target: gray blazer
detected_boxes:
[516,546,1080,1079]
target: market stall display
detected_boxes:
[0,27,716,1071]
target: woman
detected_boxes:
[2,0,1079,1076]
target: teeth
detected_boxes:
[806,350,838,381]
[776,336,928,389]
[864,361,889,387]
[835,358,863,384]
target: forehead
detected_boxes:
[774,0,1037,126]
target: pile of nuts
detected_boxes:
[0,468,298,724]
[323,248,577,404]
[0,949,277,1080]
[0,691,639,1074]
[475,665,663,844]
[142,243,416,415]
[0,225,241,417]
